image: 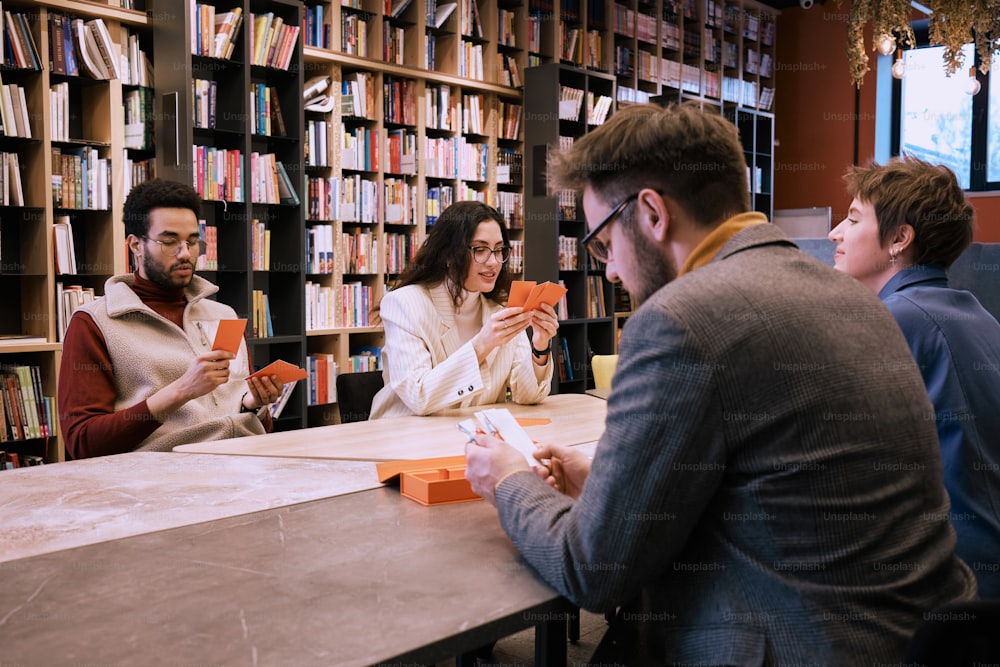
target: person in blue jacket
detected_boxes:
[830,155,1000,596]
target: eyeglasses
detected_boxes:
[469,245,512,264]
[144,237,204,257]
[581,192,640,263]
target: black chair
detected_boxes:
[335,371,384,423]
[905,598,1000,665]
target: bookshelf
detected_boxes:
[152,0,307,432]
[523,63,615,393]
[0,0,150,462]
[298,0,529,426]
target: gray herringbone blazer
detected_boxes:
[496,223,976,666]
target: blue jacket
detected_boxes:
[880,265,1000,596]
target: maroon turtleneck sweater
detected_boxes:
[59,274,270,459]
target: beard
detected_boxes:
[625,224,676,307]
[142,252,195,289]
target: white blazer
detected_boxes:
[369,282,553,419]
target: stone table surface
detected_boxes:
[0,452,381,563]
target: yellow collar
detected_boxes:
[678,212,769,277]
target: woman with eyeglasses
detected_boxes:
[369,201,558,419]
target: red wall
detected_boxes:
[773,4,1000,242]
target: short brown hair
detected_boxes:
[546,101,751,227]
[845,156,974,268]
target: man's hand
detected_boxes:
[465,432,533,505]
[244,374,283,411]
[146,351,235,419]
[532,443,591,500]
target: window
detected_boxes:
[889,23,997,191]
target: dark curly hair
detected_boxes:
[379,201,513,312]
[123,179,202,238]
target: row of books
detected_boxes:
[425,185,454,225]
[306,353,338,405]
[384,22,404,66]
[341,126,380,172]
[461,93,486,135]
[554,336,574,383]
[460,0,484,39]
[124,156,155,200]
[306,119,331,167]
[498,101,522,141]
[193,145,243,202]
[344,228,379,274]
[191,3,242,59]
[496,192,524,230]
[341,174,379,223]
[47,13,121,80]
[1,451,45,469]
[124,87,154,150]
[53,217,78,275]
[558,235,579,271]
[55,282,96,342]
[507,238,525,274]
[0,151,24,206]
[249,153,299,205]
[384,77,418,126]
[345,347,382,373]
[0,78,31,138]
[385,130,417,176]
[251,289,274,338]
[52,146,111,211]
[302,4,331,49]
[2,9,41,70]
[496,149,522,185]
[341,71,375,119]
[498,54,522,88]
[249,12,300,69]
[385,231,418,274]
[305,281,375,330]
[457,41,484,81]
[341,12,368,58]
[0,365,53,442]
[587,275,609,318]
[195,221,218,271]
[251,219,271,271]
[305,224,336,274]
[384,177,417,224]
[250,83,288,137]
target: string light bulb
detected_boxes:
[965,66,981,95]
[876,33,896,56]
[891,49,906,79]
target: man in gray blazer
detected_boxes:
[465,102,976,665]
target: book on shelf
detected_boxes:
[275,161,300,206]
[1,151,24,206]
[387,0,414,19]
[71,17,109,79]
[87,18,123,80]
[433,2,457,28]
[270,87,287,137]
[53,217,78,275]
[0,79,31,139]
[269,381,297,419]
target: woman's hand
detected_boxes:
[472,307,532,363]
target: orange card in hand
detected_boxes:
[249,359,307,383]
[212,319,247,354]
[508,280,537,308]
[522,282,568,312]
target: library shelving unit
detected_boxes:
[0,0,150,462]
[299,0,528,426]
[523,63,616,393]
[152,0,307,432]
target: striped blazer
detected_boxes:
[369,282,552,419]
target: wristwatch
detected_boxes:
[531,343,551,358]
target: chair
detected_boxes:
[904,598,1000,665]
[335,371,384,423]
[591,354,618,389]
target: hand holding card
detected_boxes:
[249,359,307,383]
[508,280,567,312]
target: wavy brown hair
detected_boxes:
[372,201,513,320]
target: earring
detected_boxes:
[889,250,898,266]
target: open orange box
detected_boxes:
[376,455,480,506]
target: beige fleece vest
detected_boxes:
[80,274,265,451]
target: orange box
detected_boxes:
[376,456,482,506]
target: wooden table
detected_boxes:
[175,393,607,461]
[1,486,572,667]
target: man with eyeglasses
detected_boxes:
[465,102,976,664]
[59,179,283,458]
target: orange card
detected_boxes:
[508,280,537,308]
[523,282,568,312]
[212,319,247,354]
[516,417,551,427]
[249,359,307,383]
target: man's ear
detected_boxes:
[638,188,669,242]
[893,224,915,251]
[127,234,143,257]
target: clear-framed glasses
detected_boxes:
[469,245,512,264]
[581,192,639,263]
[144,237,204,257]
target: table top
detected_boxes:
[1,486,569,667]
[175,393,607,461]
[0,452,381,563]
[585,387,611,400]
